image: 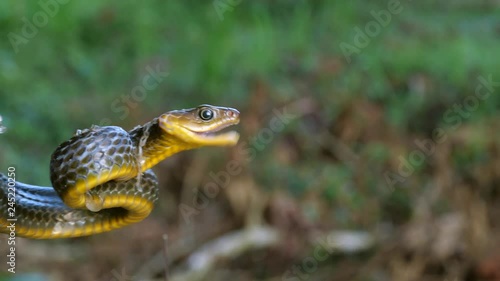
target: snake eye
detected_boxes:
[199,108,214,121]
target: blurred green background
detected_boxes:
[1,1,500,281]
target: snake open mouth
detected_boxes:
[186,121,240,145]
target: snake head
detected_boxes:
[159,104,240,146]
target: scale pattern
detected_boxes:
[0,125,159,239]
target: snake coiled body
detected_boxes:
[0,105,239,239]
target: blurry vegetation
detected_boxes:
[1,0,500,281]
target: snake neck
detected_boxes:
[129,118,197,172]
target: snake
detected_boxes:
[0,105,239,239]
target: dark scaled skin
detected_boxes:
[0,105,239,239]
